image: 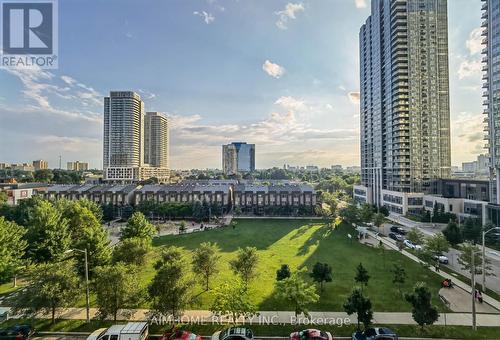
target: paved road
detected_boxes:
[386,215,500,295]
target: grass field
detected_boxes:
[142,219,445,312]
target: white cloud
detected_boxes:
[262,60,286,78]
[466,27,483,55]
[452,112,485,163]
[275,96,307,112]
[275,3,304,30]
[61,75,77,86]
[458,59,481,79]
[354,0,367,9]
[193,11,215,24]
[348,91,360,104]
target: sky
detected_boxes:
[0,0,486,170]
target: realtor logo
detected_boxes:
[1,0,58,68]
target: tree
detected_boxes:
[192,242,221,291]
[276,264,291,281]
[113,237,151,266]
[93,263,142,321]
[33,169,54,182]
[391,264,406,295]
[457,243,494,277]
[461,218,482,243]
[155,246,183,270]
[339,202,360,224]
[13,261,81,324]
[149,253,192,320]
[0,217,27,284]
[405,283,439,329]
[275,267,319,317]
[309,262,332,293]
[424,233,450,256]
[121,212,156,241]
[230,247,259,287]
[0,191,7,205]
[406,227,425,245]
[24,200,71,263]
[210,279,257,324]
[372,213,385,232]
[343,287,373,330]
[360,204,374,224]
[442,220,463,246]
[354,263,370,289]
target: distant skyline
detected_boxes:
[0,0,486,169]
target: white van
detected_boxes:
[87,322,149,340]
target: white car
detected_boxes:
[434,255,449,264]
[403,240,422,251]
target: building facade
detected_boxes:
[103,91,169,182]
[33,160,48,170]
[144,112,169,168]
[359,0,451,206]
[67,161,89,171]
[222,142,255,175]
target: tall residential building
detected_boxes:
[483,0,500,225]
[67,161,89,171]
[358,0,451,207]
[144,112,169,168]
[33,159,48,170]
[103,91,169,182]
[222,142,255,175]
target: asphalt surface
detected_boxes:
[381,219,500,295]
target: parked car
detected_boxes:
[403,240,422,250]
[212,328,253,340]
[434,255,449,264]
[0,324,34,340]
[352,327,398,340]
[87,322,148,340]
[161,330,202,340]
[388,232,403,241]
[289,329,333,340]
[390,226,406,235]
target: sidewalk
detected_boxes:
[367,230,500,312]
[3,307,500,327]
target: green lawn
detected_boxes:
[143,219,446,312]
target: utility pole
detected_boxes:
[471,245,476,331]
[59,155,62,169]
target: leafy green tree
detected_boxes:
[149,253,192,319]
[275,267,319,317]
[442,220,463,246]
[0,217,27,284]
[339,202,360,224]
[77,199,104,222]
[461,218,482,243]
[391,264,407,295]
[458,243,494,277]
[93,263,142,321]
[354,263,370,289]
[230,247,259,287]
[360,204,374,223]
[155,246,183,270]
[13,261,81,324]
[33,169,54,182]
[210,279,257,324]
[24,200,71,263]
[372,213,385,232]
[113,237,151,266]
[424,233,450,256]
[121,212,156,241]
[192,242,221,291]
[276,264,291,281]
[0,191,7,205]
[405,283,439,329]
[406,227,425,245]
[310,262,332,293]
[343,287,373,330]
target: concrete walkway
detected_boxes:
[366,229,500,312]
[2,307,500,327]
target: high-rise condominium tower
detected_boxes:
[144,112,169,168]
[483,0,500,224]
[103,91,169,182]
[222,142,255,175]
[359,0,451,205]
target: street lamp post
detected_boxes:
[471,245,476,331]
[65,248,90,323]
[482,227,500,292]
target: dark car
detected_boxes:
[352,327,398,340]
[289,329,333,340]
[162,330,202,340]
[212,327,253,340]
[0,324,35,340]
[389,226,406,235]
[388,232,398,241]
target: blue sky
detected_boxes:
[0,0,486,169]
